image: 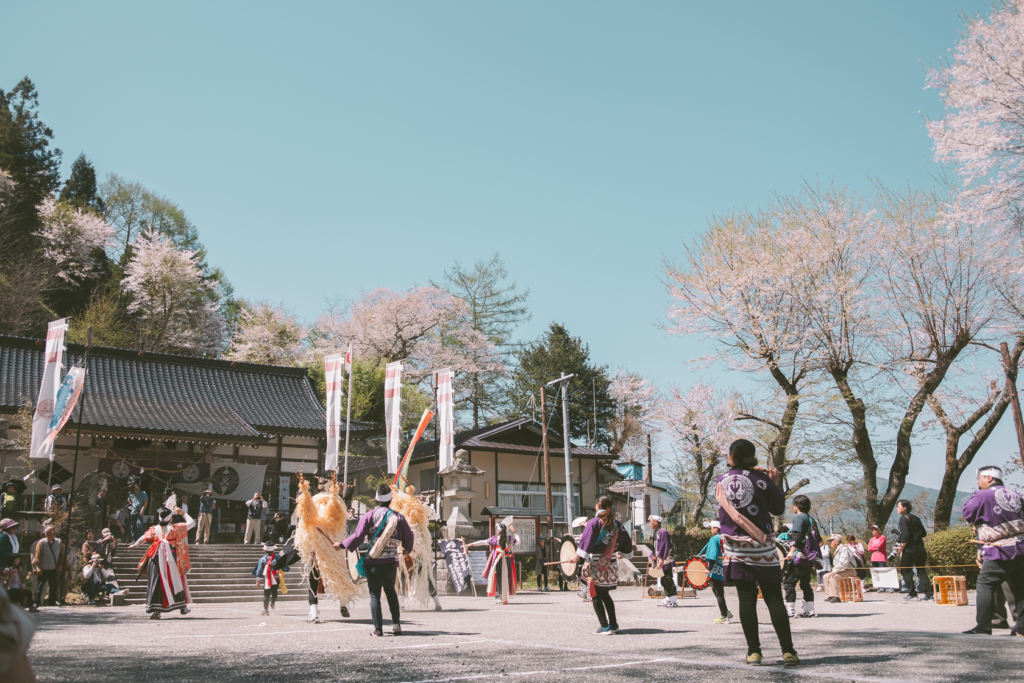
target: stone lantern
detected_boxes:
[438,448,485,540]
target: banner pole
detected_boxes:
[342,345,354,486]
[63,328,92,550]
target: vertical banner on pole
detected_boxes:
[31,318,69,460]
[385,361,404,473]
[436,368,455,471]
[324,353,344,472]
[342,341,354,483]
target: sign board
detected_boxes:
[871,567,900,589]
[513,517,536,554]
[278,476,291,512]
[440,539,473,594]
[468,550,489,586]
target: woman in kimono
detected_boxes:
[129,506,195,619]
[576,495,632,635]
[468,522,518,604]
[716,439,798,666]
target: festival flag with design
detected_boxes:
[42,366,87,446]
[436,368,455,471]
[324,353,344,472]
[384,361,403,473]
[30,318,69,460]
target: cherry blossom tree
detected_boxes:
[659,381,742,526]
[607,369,657,458]
[225,301,307,366]
[927,2,1024,204]
[311,286,503,420]
[664,203,817,477]
[121,229,224,355]
[34,197,114,283]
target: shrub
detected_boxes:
[668,526,715,562]
[925,525,979,588]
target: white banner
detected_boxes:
[437,368,455,471]
[385,361,403,473]
[31,318,69,460]
[176,462,268,503]
[324,353,344,472]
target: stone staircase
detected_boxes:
[111,543,309,605]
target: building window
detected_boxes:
[497,482,580,522]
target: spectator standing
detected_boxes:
[30,525,61,611]
[867,525,891,592]
[895,499,933,601]
[816,540,831,592]
[244,493,268,544]
[0,519,19,568]
[822,535,859,603]
[535,537,549,591]
[1,482,17,515]
[196,490,216,544]
[547,533,568,591]
[81,530,100,561]
[95,489,110,534]
[127,483,148,542]
[44,485,65,512]
[3,557,30,607]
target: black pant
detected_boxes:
[899,549,931,597]
[975,557,1024,634]
[263,585,278,610]
[33,569,59,606]
[536,562,548,589]
[711,579,729,617]
[660,573,677,598]
[783,563,814,603]
[308,568,320,604]
[82,580,114,601]
[993,581,1018,629]
[592,586,617,628]
[733,580,795,656]
[366,563,400,631]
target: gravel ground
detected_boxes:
[24,587,1024,682]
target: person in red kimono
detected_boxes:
[129,506,195,619]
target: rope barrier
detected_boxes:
[101,446,206,475]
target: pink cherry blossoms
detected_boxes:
[34,197,115,283]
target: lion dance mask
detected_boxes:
[293,474,362,608]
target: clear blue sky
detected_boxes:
[3,1,1010,490]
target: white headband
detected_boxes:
[375,490,393,503]
[648,515,663,523]
[978,466,1003,479]
[157,509,173,522]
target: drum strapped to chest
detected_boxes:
[559,535,580,580]
[682,556,711,590]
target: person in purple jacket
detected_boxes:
[338,484,415,637]
[648,514,677,607]
[717,439,799,667]
[961,466,1024,636]
[576,495,633,635]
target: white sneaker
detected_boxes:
[799,610,817,618]
[785,602,796,618]
[666,597,678,607]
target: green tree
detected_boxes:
[59,153,105,212]
[510,323,615,445]
[0,77,62,250]
[100,173,202,266]
[67,291,132,348]
[434,253,530,427]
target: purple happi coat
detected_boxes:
[577,517,633,590]
[962,485,1024,562]
[716,467,785,583]
[652,527,674,571]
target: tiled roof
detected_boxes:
[0,335,380,444]
[412,418,612,459]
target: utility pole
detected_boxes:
[1001,341,1024,471]
[546,374,576,528]
[541,388,552,536]
[644,433,652,521]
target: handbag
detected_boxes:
[356,510,392,578]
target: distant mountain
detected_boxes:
[812,478,973,533]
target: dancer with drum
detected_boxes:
[648,515,677,607]
[699,521,733,624]
[716,439,799,666]
[576,495,633,635]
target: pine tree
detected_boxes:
[510,323,616,445]
[59,153,105,212]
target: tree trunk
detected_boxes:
[829,367,882,526]
[933,435,965,532]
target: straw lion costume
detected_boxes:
[293,474,362,615]
[389,485,437,608]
